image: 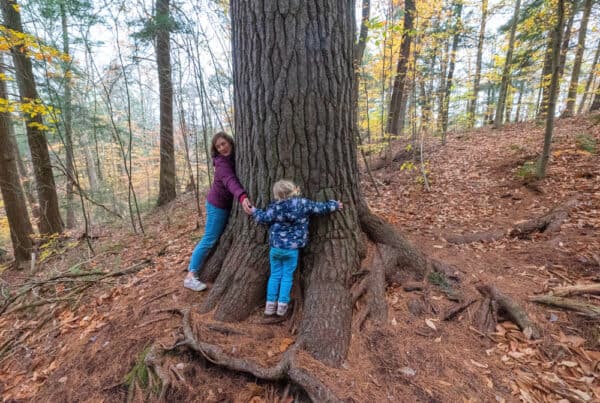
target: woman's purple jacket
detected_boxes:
[206,154,247,210]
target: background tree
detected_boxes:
[1,0,63,235]
[0,61,34,263]
[494,0,522,128]
[538,0,566,178]
[467,0,488,128]
[156,0,176,206]
[563,0,593,117]
[386,0,414,136]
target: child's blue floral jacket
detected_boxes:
[252,197,339,249]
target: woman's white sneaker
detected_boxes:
[183,277,207,291]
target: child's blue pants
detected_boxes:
[267,247,299,303]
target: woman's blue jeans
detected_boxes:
[188,202,230,274]
[267,247,299,304]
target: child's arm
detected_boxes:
[303,199,342,216]
[251,205,276,225]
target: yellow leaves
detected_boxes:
[12,3,19,12]
[0,97,61,132]
[0,26,70,64]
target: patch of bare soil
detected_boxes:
[1,116,599,402]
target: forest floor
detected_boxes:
[1,115,599,402]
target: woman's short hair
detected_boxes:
[273,180,301,200]
[210,132,235,158]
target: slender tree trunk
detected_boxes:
[200,0,364,367]
[578,39,600,114]
[563,0,593,116]
[156,0,177,206]
[540,7,574,119]
[386,0,415,135]
[558,9,575,80]
[467,0,488,128]
[0,61,34,263]
[441,1,463,143]
[60,3,76,228]
[515,81,525,122]
[494,0,521,128]
[1,0,63,235]
[590,85,600,111]
[538,0,565,178]
[505,85,513,123]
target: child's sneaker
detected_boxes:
[183,276,207,291]
[276,302,288,316]
[264,301,276,316]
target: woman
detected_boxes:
[184,132,253,291]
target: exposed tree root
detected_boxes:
[530,295,600,318]
[149,308,343,403]
[446,196,578,244]
[477,285,540,339]
[552,283,600,297]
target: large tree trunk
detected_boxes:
[440,1,463,144]
[563,0,593,117]
[494,0,521,129]
[467,0,488,128]
[537,0,565,178]
[1,0,63,235]
[60,3,76,228]
[156,0,177,206]
[200,0,364,367]
[0,61,34,262]
[386,0,415,136]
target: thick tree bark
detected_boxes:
[563,0,593,117]
[0,62,34,262]
[1,0,63,235]
[386,0,415,136]
[578,38,600,114]
[537,0,565,178]
[467,0,488,128]
[201,0,363,367]
[156,0,177,206]
[60,3,76,228]
[494,0,521,129]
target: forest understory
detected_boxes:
[1,115,599,402]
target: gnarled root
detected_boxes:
[163,308,342,403]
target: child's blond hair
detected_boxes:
[273,180,300,200]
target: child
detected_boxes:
[250,180,343,316]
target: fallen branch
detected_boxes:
[0,259,152,316]
[552,283,600,297]
[446,197,578,244]
[530,295,600,318]
[477,285,540,339]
